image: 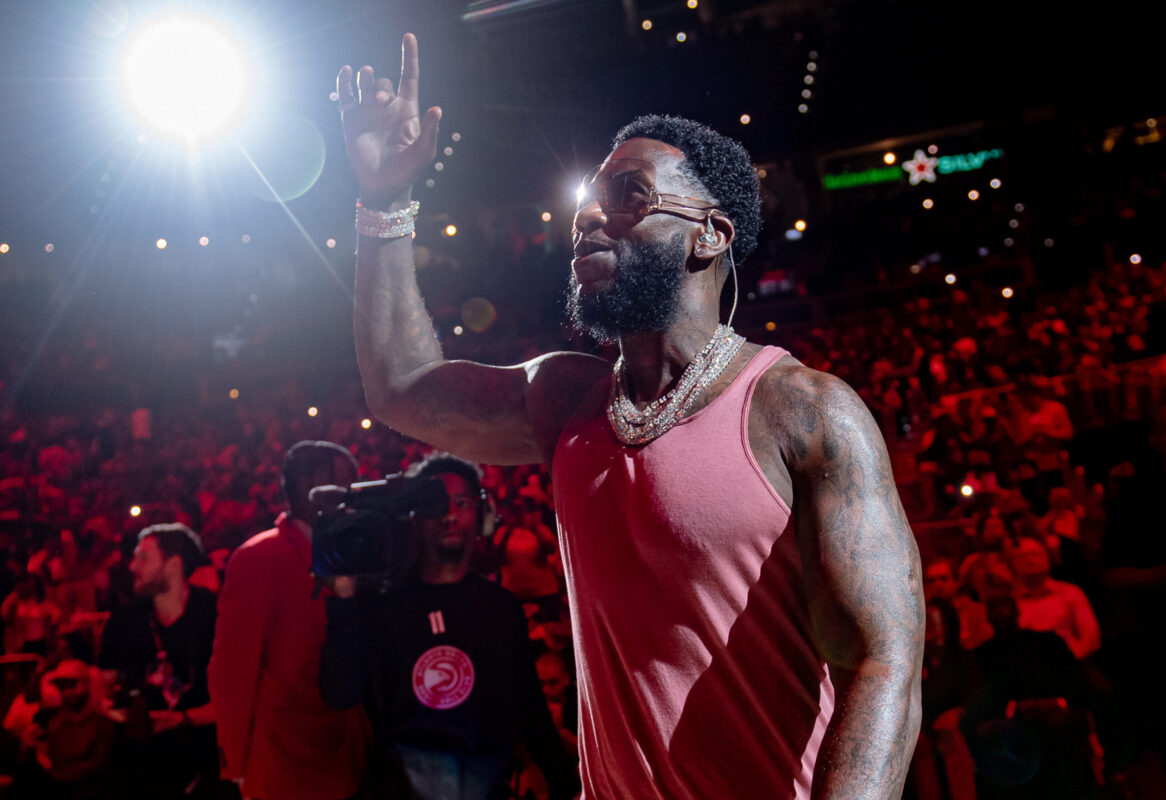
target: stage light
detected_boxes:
[809,50,818,59]
[802,89,812,99]
[803,74,814,84]
[156,238,167,249]
[0,243,8,254]
[130,505,142,517]
[945,273,957,285]
[990,178,1002,189]
[229,388,239,399]
[241,234,251,243]
[451,132,462,142]
[960,484,974,497]
[687,0,698,8]
[541,211,552,222]
[922,198,934,209]
[798,104,809,114]
[642,19,653,30]
[443,146,453,156]
[1014,203,1025,212]
[676,32,687,42]
[910,264,922,274]
[453,325,464,335]
[927,144,938,155]
[794,219,807,232]
[967,190,979,201]
[44,243,54,253]
[740,114,751,125]
[434,162,445,171]
[122,17,245,139]
[199,236,209,246]
[1044,238,1054,247]
[784,229,802,241]
[325,238,337,249]
[765,321,777,331]
[307,406,318,417]
[1004,237,1014,247]
[806,62,817,72]
[445,224,458,237]
[883,152,896,164]
[1009,219,1019,228]
[361,418,372,429]
[1130,253,1142,264]
[756,168,767,178]
[1002,287,1014,298]
[426,178,436,188]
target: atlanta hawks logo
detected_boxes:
[412,645,475,710]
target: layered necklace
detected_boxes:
[607,324,745,446]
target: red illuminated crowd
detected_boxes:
[2,239,1165,797]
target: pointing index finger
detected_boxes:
[399,32,420,103]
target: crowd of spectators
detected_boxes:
[2,210,1165,796]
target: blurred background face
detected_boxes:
[417,473,479,565]
[924,562,958,601]
[130,536,171,596]
[1011,538,1051,580]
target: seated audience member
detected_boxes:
[11,658,117,800]
[965,595,1095,798]
[2,575,61,655]
[958,512,1015,602]
[1011,536,1101,660]
[923,560,993,649]
[98,523,224,799]
[209,441,368,800]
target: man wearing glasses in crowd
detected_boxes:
[335,34,924,799]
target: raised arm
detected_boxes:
[778,370,924,800]
[339,35,605,465]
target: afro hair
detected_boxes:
[612,115,762,262]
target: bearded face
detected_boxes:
[566,230,687,343]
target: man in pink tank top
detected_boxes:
[337,33,923,799]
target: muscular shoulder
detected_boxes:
[750,354,877,479]
[523,351,611,461]
[225,528,285,575]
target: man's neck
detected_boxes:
[420,559,470,585]
[618,317,720,406]
[152,581,190,626]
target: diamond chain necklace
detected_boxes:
[607,324,745,446]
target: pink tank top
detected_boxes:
[552,346,834,800]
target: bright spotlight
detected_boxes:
[540,211,552,222]
[1130,253,1142,265]
[229,388,239,398]
[198,236,209,246]
[1002,287,1014,298]
[155,238,167,249]
[883,152,896,164]
[130,505,142,517]
[444,224,458,237]
[122,18,245,139]
[794,219,807,232]
[307,406,318,417]
[960,484,974,497]
[361,418,372,429]
[945,273,957,285]
[0,243,8,254]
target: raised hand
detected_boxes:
[337,33,442,204]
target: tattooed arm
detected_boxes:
[770,366,924,800]
[341,36,606,465]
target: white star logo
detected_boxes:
[903,149,938,185]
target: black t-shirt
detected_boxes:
[321,574,579,798]
[98,585,217,711]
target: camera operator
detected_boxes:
[319,453,580,800]
[97,523,222,798]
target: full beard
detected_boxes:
[566,231,687,344]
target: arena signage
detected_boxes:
[823,147,1004,190]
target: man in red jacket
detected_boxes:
[209,441,368,800]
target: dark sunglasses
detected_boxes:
[575,158,722,223]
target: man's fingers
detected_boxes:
[399,33,420,102]
[374,77,395,104]
[356,65,376,104]
[336,65,356,111]
[419,105,442,161]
